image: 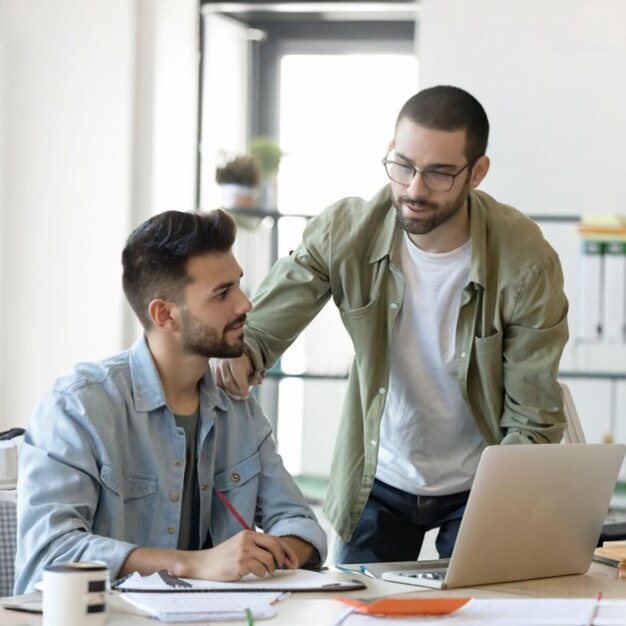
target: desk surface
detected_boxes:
[2,562,624,625]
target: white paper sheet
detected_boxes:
[119,591,280,622]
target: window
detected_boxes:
[199,2,418,476]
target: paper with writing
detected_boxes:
[115,568,366,593]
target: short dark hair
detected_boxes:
[122,209,236,329]
[396,85,489,163]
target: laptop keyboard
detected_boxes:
[401,568,447,581]
[413,571,447,581]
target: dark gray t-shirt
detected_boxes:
[173,411,200,550]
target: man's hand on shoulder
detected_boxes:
[210,354,264,399]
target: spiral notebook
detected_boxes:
[114,568,366,593]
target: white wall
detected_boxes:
[419,0,626,216]
[151,0,199,216]
[0,0,198,430]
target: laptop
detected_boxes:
[381,443,626,589]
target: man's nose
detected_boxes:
[406,170,429,196]
[236,289,252,314]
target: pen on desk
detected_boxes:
[586,591,602,626]
[244,607,255,626]
[334,564,359,575]
[359,565,377,579]
[214,486,251,530]
[272,591,291,604]
[110,571,133,589]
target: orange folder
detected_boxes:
[336,597,471,616]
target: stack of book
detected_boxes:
[593,541,626,578]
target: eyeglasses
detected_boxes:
[381,154,472,192]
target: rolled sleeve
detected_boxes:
[245,216,333,376]
[500,257,569,443]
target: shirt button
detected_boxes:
[201,484,209,491]
[379,388,385,395]
[231,473,241,483]
[390,302,399,310]
[170,493,179,503]
[371,440,377,446]
[460,351,466,358]
[167,527,175,535]
[174,460,182,468]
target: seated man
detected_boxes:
[14,209,327,594]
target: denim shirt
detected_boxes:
[244,185,569,541]
[15,337,327,594]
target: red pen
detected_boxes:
[214,487,251,530]
[586,592,602,626]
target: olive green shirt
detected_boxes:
[244,185,569,541]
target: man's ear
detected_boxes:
[469,155,490,189]
[148,299,179,331]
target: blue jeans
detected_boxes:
[336,478,469,563]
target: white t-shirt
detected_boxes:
[375,232,486,495]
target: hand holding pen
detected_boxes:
[117,485,309,583]
[117,529,299,584]
[186,530,300,581]
[209,487,315,579]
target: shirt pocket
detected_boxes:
[337,260,386,316]
[472,330,504,422]
[213,452,261,493]
[100,465,157,501]
[474,329,503,355]
[212,452,261,535]
[337,263,394,358]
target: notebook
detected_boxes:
[381,443,626,589]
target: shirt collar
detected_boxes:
[129,336,229,413]
[365,186,490,287]
[366,185,400,264]
[467,190,489,289]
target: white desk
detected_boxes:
[2,563,625,626]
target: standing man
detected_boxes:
[15,209,326,594]
[213,86,569,563]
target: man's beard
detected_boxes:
[392,179,470,236]
[179,309,246,359]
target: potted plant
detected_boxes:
[250,137,283,208]
[215,154,260,209]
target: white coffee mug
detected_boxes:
[42,562,109,626]
[0,441,17,489]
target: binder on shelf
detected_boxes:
[603,240,626,344]
[578,239,604,341]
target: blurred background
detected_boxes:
[2,0,626,488]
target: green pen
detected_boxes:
[245,607,255,626]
